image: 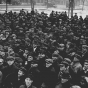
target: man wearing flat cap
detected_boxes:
[19,74,37,88]
[43,58,58,88]
[15,57,23,68]
[80,59,88,88]
[16,67,27,88]
[57,58,71,88]
[81,59,88,77]
[58,43,67,58]
[2,56,18,88]
[28,60,42,88]
[0,58,4,72]
[69,56,82,86]
[81,45,88,66]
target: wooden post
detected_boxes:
[30,0,34,11]
[47,0,48,8]
[68,0,71,18]
[71,0,73,17]
[71,0,74,17]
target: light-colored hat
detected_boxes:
[45,59,53,63]
[70,85,81,88]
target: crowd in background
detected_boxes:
[0,9,88,88]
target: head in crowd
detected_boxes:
[6,56,15,66]
[25,75,33,87]
[59,58,71,72]
[18,67,27,77]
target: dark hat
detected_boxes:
[52,53,59,57]
[60,58,71,65]
[31,60,38,64]
[6,56,15,61]
[64,58,71,64]
[15,57,23,63]
[45,59,53,64]
[19,67,27,74]
[26,74,34,80]
[73,54,81,62]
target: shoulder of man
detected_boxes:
[32,85,37,88]
[19,85,25,88]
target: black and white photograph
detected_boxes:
[0,0,88,88]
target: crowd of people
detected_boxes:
[0,9,88,88]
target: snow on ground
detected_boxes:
[38,7,88,19]
[0,4,88,19]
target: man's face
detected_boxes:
[0,51,5,57]
[38,53,45,58]
[82,46,87,53]
[0,59,3,66]
[7,60,14,66]
[13,35,16,39]
[84,62,88,70]
[46,63,52,68]
[18,70,24,77]
[0,62,3,66]
[19,30,23,33]
[54,50,59,54]
[45,59,53,68]
[66,42,70,49]
[25,50,29,54]
[8,47,13,53]
[25,78,33,87]
[27,56,33,61]
[60,64,66,71]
